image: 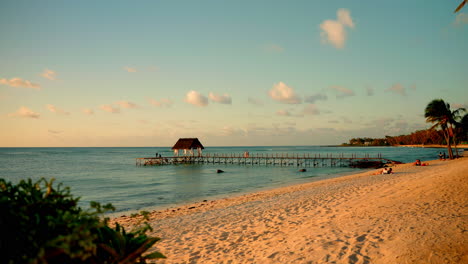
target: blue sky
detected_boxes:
[1,0,467,147]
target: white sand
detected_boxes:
[115,158,468,263]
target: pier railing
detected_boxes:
[136,153,395,168]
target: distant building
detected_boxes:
[172,138,205,156]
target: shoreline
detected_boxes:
[109,168,369,219]
[114,158,467,263]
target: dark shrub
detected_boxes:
[0,178,165,264]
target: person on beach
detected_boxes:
[414,159,429,166]
[438,152,443,160]
[381,168,393,174]
[373,167,393,175]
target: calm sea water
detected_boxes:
[0,146,441,214]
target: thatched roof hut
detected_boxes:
[172,138,204,156]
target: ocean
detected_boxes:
[0,146,441,215]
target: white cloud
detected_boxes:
[221,126,247,137]
[116,101,139,109]
[8,106,40,119]
[0,78,40,89]
[100,104,121,113]
[248,97,264,106]
[276,109,292,116]
[320,8,355,49]
[329,86,355,98]
[454,13,468,26]
[41,69,57,80]
[46,104,70,115]
[82,108,94,115]
[209,92,232,104]
[302,104,320,115]
[268,82,302,104]
[366,86,374,96]
[264,44,284,53]
[452,103,467,109]
[305,93,328,103]
[149,98,173,107]
[341,116,353,124]
[184,90,208,107]
[148,66,159,72]
[124,67,137,73]
[386,83,406,96]
[337,8,355,28]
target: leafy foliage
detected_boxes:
[0,178,165,264]
[425,99,466,159]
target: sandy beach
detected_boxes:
[115,158,467,263]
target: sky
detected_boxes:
[1,0,467,147]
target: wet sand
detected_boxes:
[114,158,467,263]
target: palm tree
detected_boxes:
[449,107,466,157]
[456,113,468,144]
[424,99,465,159]
[455,0,467,13]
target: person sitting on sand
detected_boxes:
[380,168,393,174]
[414,159,429,166]
[383,168,393,174]
[373,167,393,175]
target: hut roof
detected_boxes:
[172,138,205,150]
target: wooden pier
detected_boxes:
[136,153,397,168]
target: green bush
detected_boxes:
[0,178,165,264]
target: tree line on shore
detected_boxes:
[342,99,467,159]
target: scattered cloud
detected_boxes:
[409,84,417,91]
[221,126,247,137]
[209,92,232,104]
[329,86,355,99]
[148,66,159,72]
[124,67,137,73]
[248,97,264,106]
[0,78,40,90]
[184,90,208,107]
[276,109,292,117]
[305,93,328,103]
[116,100,139,109]
[41,69,57,80]
[453,13,468,26]
[100,104,121,113]
[149,98,173,107]
[386,83,406,96]
[453,103,467,109]
[320,8,355,49]
[341,116,353,124]
[302,104,320,115]
[46,104,70,115]
[48,130,62,134]
[264,44,284,53]
[268,82,302,104]
[82,108,94,115]
[366,86,374,96]
[8,106,40,119]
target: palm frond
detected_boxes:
[454,0,467,13]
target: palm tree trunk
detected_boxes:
[451,126,459,158]
[443,129,454,159]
